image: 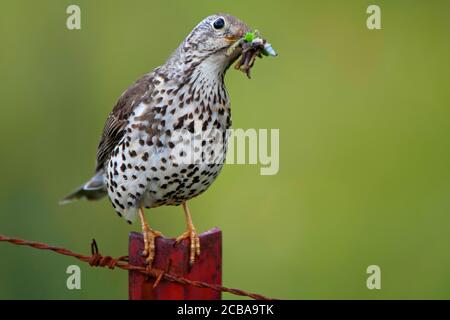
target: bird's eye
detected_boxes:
[213,18,225,30]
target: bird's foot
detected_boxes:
[141,226,163,267]
[175,228,201,266]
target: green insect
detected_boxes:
[227,30,259,56]
[244,30,259,42]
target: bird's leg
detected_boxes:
[138,208,162,267]
[175,201,201,265]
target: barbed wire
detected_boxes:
[0,234,275,300]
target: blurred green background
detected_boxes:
[1,0,450,299]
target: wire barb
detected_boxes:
[0,234,275,300]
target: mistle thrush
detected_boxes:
[62,14,254,266]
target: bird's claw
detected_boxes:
[175,229,201,266]
[142,228,162,267]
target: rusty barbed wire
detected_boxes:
[0,234,275,300]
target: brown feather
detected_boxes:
[95,73,155,172]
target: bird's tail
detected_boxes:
[59,171,107,205]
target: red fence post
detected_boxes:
[128,228,222,300]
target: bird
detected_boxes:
[61,14,250,267]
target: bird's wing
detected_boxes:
[95,73,154,172]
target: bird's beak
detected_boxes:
[225,28,246,43]
[225,35,240,43]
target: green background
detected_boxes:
[1,0,450,299]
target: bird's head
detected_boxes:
[164,14,250,77]
[186,14,250,53]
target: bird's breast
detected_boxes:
[105,73,232,213]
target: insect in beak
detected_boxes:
[226,30,277,78]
